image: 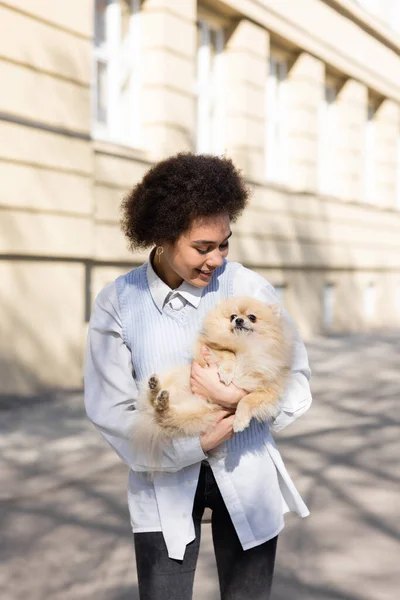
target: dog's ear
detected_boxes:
[269,303,283,317]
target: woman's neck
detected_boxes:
[151,249,183,290]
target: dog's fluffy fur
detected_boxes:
[132,297,292,463]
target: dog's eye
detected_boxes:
[230,314,237,322]
[248,314,257,323]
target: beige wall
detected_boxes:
[0,261,86,395]
[0,0,400,396]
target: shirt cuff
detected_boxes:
[172,436,208,468]
[270,409,295,432]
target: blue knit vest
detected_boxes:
[116,259,269,452]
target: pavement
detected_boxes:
[0,332,399,600]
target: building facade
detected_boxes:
[1,0,400,396]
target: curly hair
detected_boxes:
[120,153,249,250]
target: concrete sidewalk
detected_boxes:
[1,332,399,599]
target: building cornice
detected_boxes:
[218,0,400,102]
[325,0,400,55]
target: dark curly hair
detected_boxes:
[120,153,249,250]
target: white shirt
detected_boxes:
[84,260,312,559]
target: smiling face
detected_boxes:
[153,213,232,289]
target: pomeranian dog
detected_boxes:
[132,297,292,463]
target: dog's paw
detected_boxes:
[218,367,234,386]
[233,405,251,433]
[148,375,160,392]
[233,416,250,433]
[154,390,169,413]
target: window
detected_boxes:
[364,282,376,320]
[364,101,376,203]
[354,0,379,14]
[397,135,400,210]
[196,20,225,154]
[319,81,338,195]
[93,0,141,146]
[391,0,400,32]
[397,282,400,316]
[273,284,286,305]
[323,283,335,329]
[266,54,288,183]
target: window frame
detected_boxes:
[92,0,142,147]
[364,282,376,321]
[397,134,400,210]
[318,77,339,196]
[396,282,400,317]
[364,100,376,204]
[273,284,286,305]
[354,0,379,14]
[391,0,400,32]
[323,282,335,329]
[196,18,226,155]
[265,51,289,184]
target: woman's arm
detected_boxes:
[240,269,312,432]
[84,283,208,473]
[270,315,312,432]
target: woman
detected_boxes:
[84,153,312,599]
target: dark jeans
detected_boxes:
[134,462,278,600]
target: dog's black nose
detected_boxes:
[235,318,244,326]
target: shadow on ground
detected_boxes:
[0,333,399,599]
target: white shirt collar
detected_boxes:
[146,254,203,312]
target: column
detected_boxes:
[140,0,197,159]
[374,99,400,208]
[335,79,367,201]
[224,19,269,181]
[286,52,324,192]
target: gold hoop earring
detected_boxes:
[156,246,164,264]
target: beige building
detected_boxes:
[1,0,400,397]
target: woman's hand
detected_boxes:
[190,347,247,410]
[200,410,235,452]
